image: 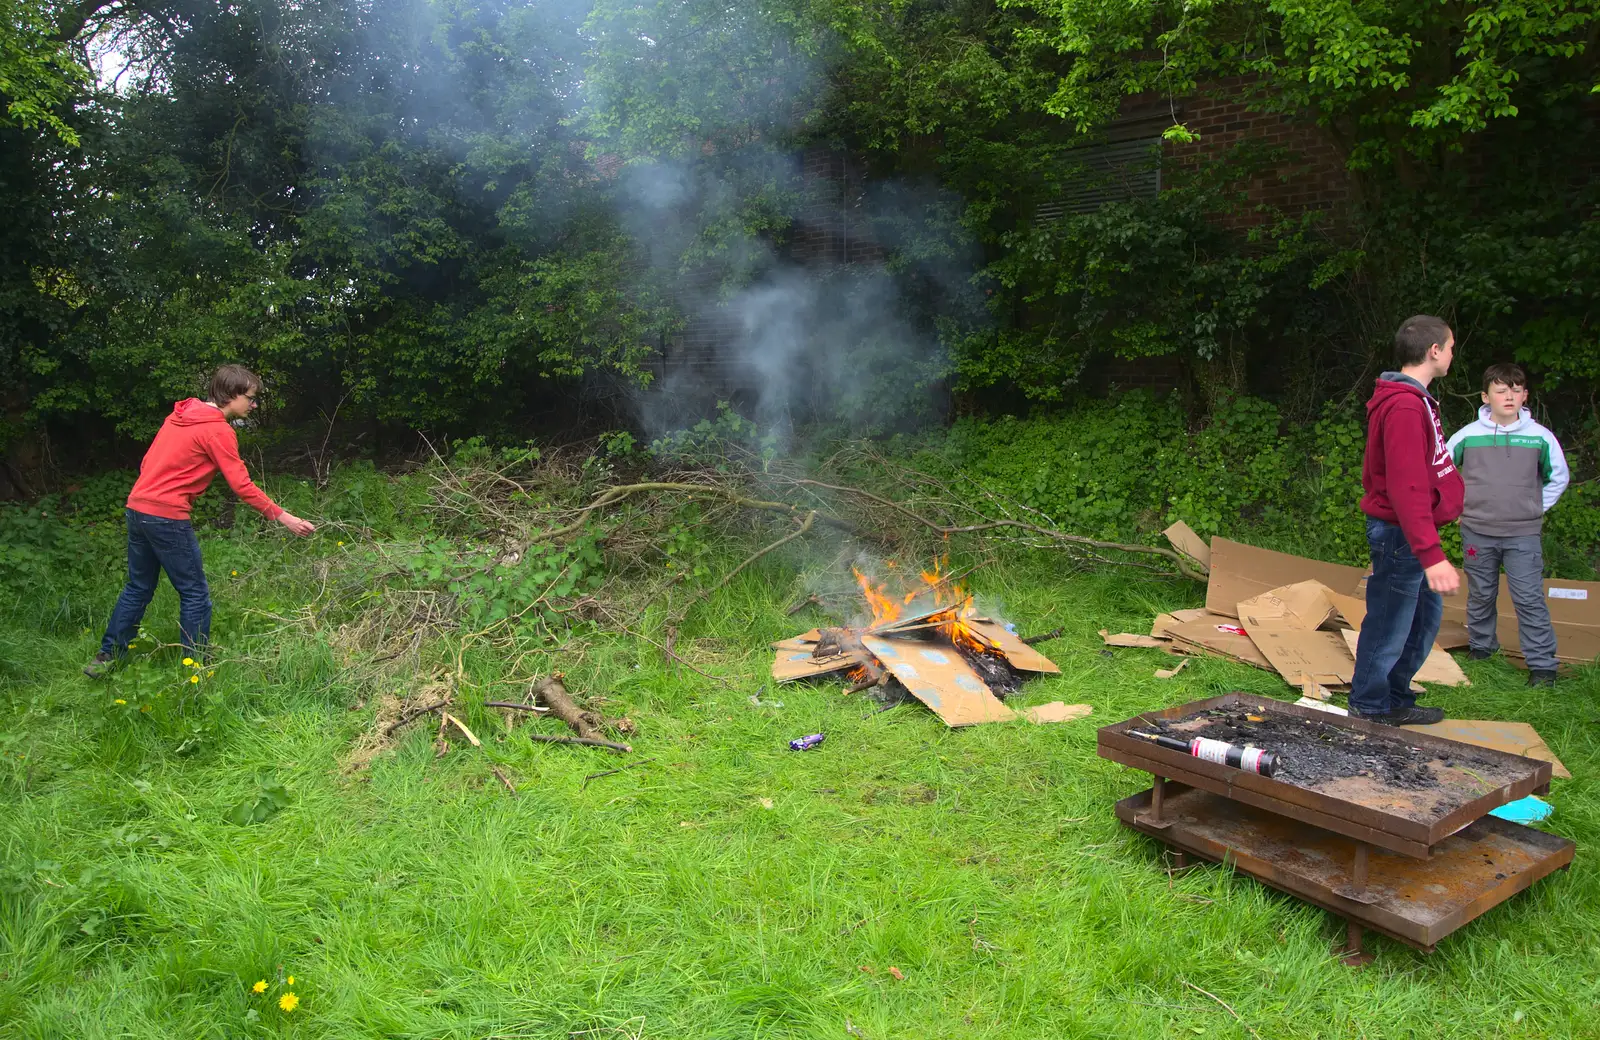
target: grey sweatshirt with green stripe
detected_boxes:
[1445,406,1569,536]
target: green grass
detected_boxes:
[3,527,1600,1039]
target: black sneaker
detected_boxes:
[1467,648,1495,661]
[83,652,115,679]
[1528,670,1558,688]
[1360,705,1446,726]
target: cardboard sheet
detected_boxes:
[1325,590,1366,630]
[967,619,1062,673]
[1205,538,1365,618]
[771,647,863,682]
[1100,630,1168,648]
[1237,580,1336,631]
[770,630,822,652]
[1249,627,1355,686]
[1337,628,1469,687]
[1151,608,1210,638]
[1164,521,1212,570]
[1400,718,1570,779]
[1023,701,1091,724]
[1162,618,1274,670]
[1440,574,1600,661]
[862,635,1016,727]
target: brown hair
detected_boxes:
[1482,362,1527,392]
[206,365,260,405]
[1393,315,1453,367]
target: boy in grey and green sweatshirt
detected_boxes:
[1444,363,1570,686]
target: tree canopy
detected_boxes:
[1,0,1597,467]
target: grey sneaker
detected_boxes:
[1528,670,1558,688]
[1360,705,1446,726]
[83,652,115,679]
[1467,648,1494,661]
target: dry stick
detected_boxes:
[672,511,817,624]
[785,593,822,616]
[583,757,658,786]
[485,701,549,714]
[1181,981,1263,1040]
[384,698,449,737]
[490,766,517,795]
[526,732,633,753]
[1021,626,1065,646]
[788,477,1207,581]
[591,603,732,685]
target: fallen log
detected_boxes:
[531,675,605,741]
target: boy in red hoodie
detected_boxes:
[1350,316,1465,724]
[84,366,315,676]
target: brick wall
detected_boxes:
[1154,79,1352,219]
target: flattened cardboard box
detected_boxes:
[1441,573,1600,663]
[1163,617,1274,671]
[1205,538,1365,618]
[862,635,1016,727]
[1400,718,1571,779]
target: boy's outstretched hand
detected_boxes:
[277,511,317,537]
[1424,559,1460,595]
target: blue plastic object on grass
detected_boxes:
[1488,796,1553,825]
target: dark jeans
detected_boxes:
[99,509,212,656]
[1349,517,1442,718]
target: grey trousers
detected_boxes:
[1460,524,1559,671]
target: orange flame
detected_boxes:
[853,567,904,625]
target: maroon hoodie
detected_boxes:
[1359,375,1464,568]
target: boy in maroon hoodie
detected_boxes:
[84,366,316,676]
[1350,316,1466,724]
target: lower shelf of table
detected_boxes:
[1115,784,1573,951]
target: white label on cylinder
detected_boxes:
[1189,737,1234,765]
[1240,747,1265,774]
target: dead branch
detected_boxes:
[525,732,633,753]
[787,477,1207,581]
[1021,627,1065,646]
[531,675,604,740]
[672,510,817,623]
[485,701,549,714]
[384,698,450,737]
[527,482,870,548]
[491,765,517,795]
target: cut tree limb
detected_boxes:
[531,675,605,741]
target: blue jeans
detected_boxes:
[1349,518,1442,717]
[100,509,212,656]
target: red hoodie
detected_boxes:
[1359,376,1464,568]
[125,399,283,521]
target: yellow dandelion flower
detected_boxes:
[287,975,295,985]
[279,992,299,1013]
[139,705,151,713]
[190,674,200,683]
[337,541,345,547]
[182,657,194,666]
[207,670,215,677]
[231,570,238,576]
[252,980,268,994]
[114,698,126,706]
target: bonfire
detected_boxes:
[771,562,1059,727]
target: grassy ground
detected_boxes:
[2,510,1599,1039]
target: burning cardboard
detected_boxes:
[770,562,1058,727]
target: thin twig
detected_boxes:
[591,603,732,686]
[1021,626,1065,645]
[673,511,817,623]
[491,766,517,795]
[486,701,550,713]
[583,757,658,785]
[525,732,633,753]
[1181,980,1263,1040]
[384,698,449,737]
